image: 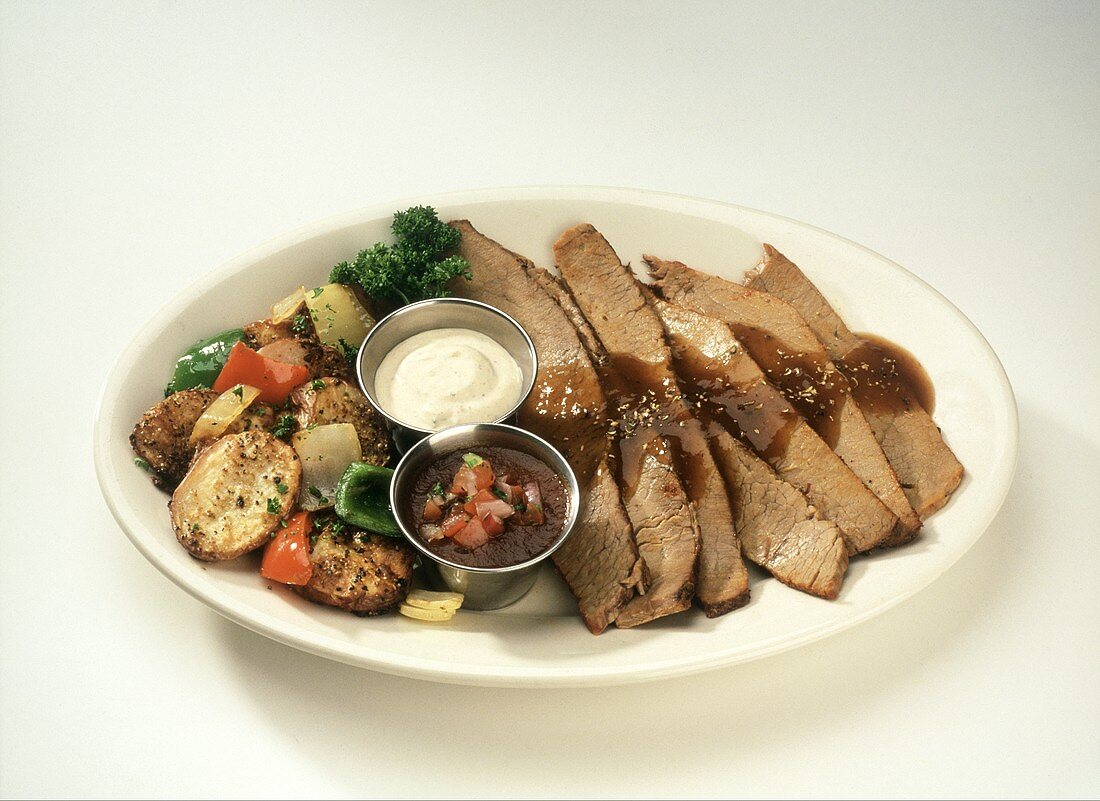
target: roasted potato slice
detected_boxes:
[224,402,276,437]
[290,378,391,466]
[171,430,301,561]
[256,337,310,366]
[294,525,414,615]
[131,389,219,488]
[303,344,356,384]
[243,315,299,349]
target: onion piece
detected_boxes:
[403,589,464,610]
[189,384,261,445]
[290,422,362,510]
[271,286,306,324]
[475,499,515,520]
[398,603,455,622]
[419,523,444,542]
[304,284,373,353]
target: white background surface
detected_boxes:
[1,1,1097,798]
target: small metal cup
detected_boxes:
[356,298,538,453]
[390,423,580,611]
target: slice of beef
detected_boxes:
[529,263,705,623]
[614,439,700,627]
[745,246,963,517]
[651,294,868,569]
[709,429,848,599]
[524,265,609,371]
[554,223,749,620]
[448,220,645,633]
[646,255,915,547]
[559,458,648,633]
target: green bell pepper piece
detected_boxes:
[165,328,246,395]
[334,462,400,536]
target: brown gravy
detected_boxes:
[669,346,801,462]
[598,354,712,503]
[408,446,567,569]
[727,325,849,448]
[840,333,936,414]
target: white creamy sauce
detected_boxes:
[374,328,523,430]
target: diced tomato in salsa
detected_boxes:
[463,489,497,516]
[426,453,545,550]
[440,509,470,538]
[453,516,490,548]
[450,466,478,497]
[480,512,505,537]
[423,498,443,522]
[471,463,494,491]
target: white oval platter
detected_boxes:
[93,186,1018,687]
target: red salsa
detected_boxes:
[409,446,567,569]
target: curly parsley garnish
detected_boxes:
[328,206,471,305]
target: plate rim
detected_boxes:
[93,185,1019,687]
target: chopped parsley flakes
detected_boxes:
[271,414,297,439]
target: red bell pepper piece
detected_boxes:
[212,341,311,405]
[260,511,313,586]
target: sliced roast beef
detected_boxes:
[708,430,848,598]
[449,220,645,633]
[525,264,686,624]
[560,459,648,633]
[525,265,609,370]
[554,223,749,620]
[650,293,871,567]
[646,255,916,547]
[745,246,963,517]
[614,438,700,627]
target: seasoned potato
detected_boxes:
[243,315,299,349]
[290,378,391,466]
[256,337,310,366]
[224,402,277,437]
[303,344,356,384]
[171,430,302,561]
[294,525,414,615]
[131,389,219,488]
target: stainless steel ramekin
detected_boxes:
[389,423,580,611]
[356,298,538,453]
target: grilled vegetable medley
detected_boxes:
[130,206,470,619]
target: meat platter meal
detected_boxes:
[129,206,964,632]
